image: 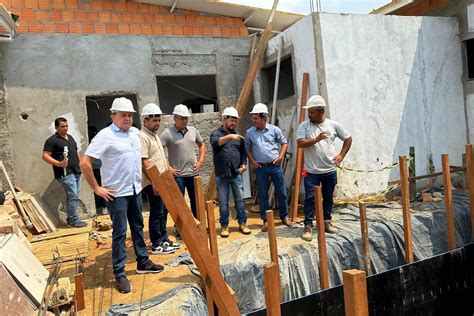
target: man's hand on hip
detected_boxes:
[94,187,117,201]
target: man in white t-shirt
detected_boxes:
[296,95,352,241]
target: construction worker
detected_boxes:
[42,117,86,228]
[210,107,250,237]
[160,104,206,219]
[297,95,352,241]
[245,103,293,232]
[80,97,163,294]
[140,103,180,253]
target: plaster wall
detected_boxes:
[3,34,250,218]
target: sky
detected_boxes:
[224,0,390,15]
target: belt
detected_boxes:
[258,162,274,167]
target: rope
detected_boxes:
[337,156,414,173]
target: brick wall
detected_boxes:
[393,0,450,16]
[3,0,249,36]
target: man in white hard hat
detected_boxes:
[297,95,352,241]
[140,103,180,254]
[81,97,163,294]
[245,103,293,232]
[160,104,206,219]
[210,107,250,238]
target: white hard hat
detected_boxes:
[141,103,163,117]
[110,97,136,113]
[249,103,269,114]
[303,95,327,109]
[222,107,239,118]
[172,104,191,117]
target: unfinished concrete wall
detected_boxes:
[313,13,466,197]
[3,34,249,219]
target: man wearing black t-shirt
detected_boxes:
[42,117,86,227]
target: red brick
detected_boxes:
[158,6,168,14]
[11,0,25,8]
[28,21,42,32]
[114,1,126,11]
[132,13,144,23]
[186,9,198,16]
[106,23,118,33]
[103,2,114,10]
[230,27,240,37]
[78,0,91,10]
[141,24,152,34]
[149,4,160,13]
[182,25,192,36]
[138,3,149,13]
[215,16,224,25]
[50,10,63,20]
[91,0,102,10]
[195,16,206,24]
[65,0,77,9]
[192,26,203,36]
[2,0,10,9]
[211,26,221,37]
[221,27,230,37]
[20,9,36,20]
[94,23,106,34]
[164,15,175,24]
[98,12,110,22]
[82,22,93,33]
[73,10,86,21]
[62,10,74,21]
[240,26,248,36]
[110,12,121,22]
[202,26,212,36]
[130,24,140,34]
[185,15,195,24]
[55,22,68,33]
[43,22,56,32]
[86,11,98,22]
[17,21,27,33]
[234,18,244,26]
[175,15,185,24]
[24,0,37,9]
[154,14,164,24]
[206,16,216,25]
[117,23,129,34]
[37,0,50,8]
[162,25,172,35]
[224,17,234,26]
[52,0,65,9]
[143,13,155,23]
[172,25,182,36]
[69,22,81,33]
[126,1,138,12]
[35,10,49,20]
[152,24,162,35]
[121,13,132,23]
[10,9,21,15]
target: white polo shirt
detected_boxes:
[85,123,142,197]
[296,119,351,175]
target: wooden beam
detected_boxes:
[315,186,329,289]
[290,72,310,220]
[399,156,413,263]
[358,202,372,276]
[263,262,281,316]
[409,146,416,201]
[194,176,207,233]
[206,201,220,266]
[343,270,368,316]
[266,210,282,303]
[441,154,456,250]
[74,273,85,311]
[466,144,474,242]
[147,167,239,315]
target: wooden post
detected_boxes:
[206,201,220,266]
[264,262,281,316]
[399,156,414,263]
[315,186,329,289]
[266,210,282,303]
[194,176,207,232]
[343,270,368,316]
[409,146,416,201]
[358,202,372,276]
[466,144,474,242]
[74,273,85,311]
[441,154,456,250]
[290,72,310,220]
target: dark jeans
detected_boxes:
[174,175,197,218]
[303,171,337,226]
[143,185,168,246]
[216,175,247,226]
[108,193,149,277]
[255,164,288,222]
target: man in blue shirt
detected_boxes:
[245,103,293,232]
[210,107,250,238]
[80,98,163,294]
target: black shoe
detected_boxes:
[163,238,180,250]
[136,261,164,274]
[68,219,87,228]
[116,276,131,293]
[151,242,175,254]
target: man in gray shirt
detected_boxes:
[160,104,205,218]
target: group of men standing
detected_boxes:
[42,94,351,293]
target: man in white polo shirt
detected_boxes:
[80,97,163,294]
[297,95,352,241]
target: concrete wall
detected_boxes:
[3,34,249,219]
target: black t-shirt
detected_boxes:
[210,126,247,178]
[43,133,81,179]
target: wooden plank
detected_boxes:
[30,221,92,243]
[441,154,456,250]
[194,176,207,233]
[290,72,310,220]
[74,273,85,311]
[358,202,372,276]
[343,270,368,316]
[32,232,89,265]
[314,186,329,289]
[263,262,281,316]
[466,144,474,242]
[399,156,413,264]
[266,210,282,303]
[147,167,239,315]
[206,201,220,266]
[31,195,58,231]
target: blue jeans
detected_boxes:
[108,193,149,277]
[255,164,288,222]
[143,185,168,246]
[303,171,337,226]
[174,176,197,218]
[57,173,81,224]
[216,175,247,226]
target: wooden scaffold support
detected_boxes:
[441,154,457,250]
[343,270,369,316]
[465,144,474,242]
[264,262,282,316]
[266,210,282,303]
[314,186,330,289]
[399,155,414,263]
[358,202,372,276]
